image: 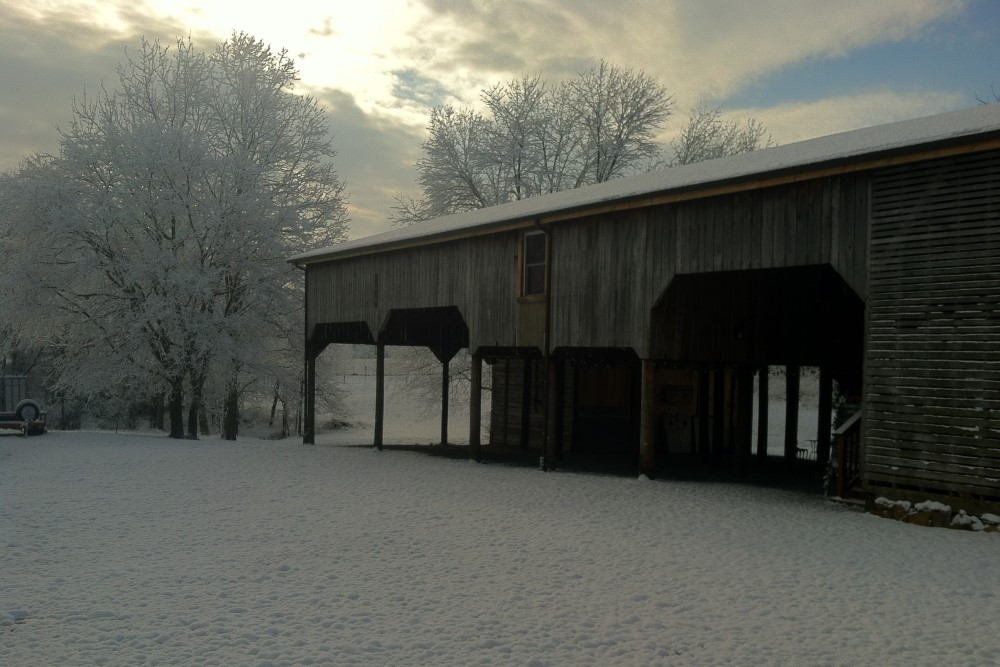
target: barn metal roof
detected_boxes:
[289,103,1000,266]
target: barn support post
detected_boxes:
[784,365,800,464]
[440,357,450,445]
[816,366,833,473]
[639,358,656,478]
[500,359,510,445]
[711,369,726,466]
[303,340,317,445]
[736,366,754,475]
[374,337,385,451]
[469,352,482,462]
[519,357,532,450]
[697,369,710,463]
[302,264,314,446]
[544,356,562,471]
[756,365,768,459]
[723,368,735,458]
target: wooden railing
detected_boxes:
[835,410,862,498]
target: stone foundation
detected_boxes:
[872,497,1000,532]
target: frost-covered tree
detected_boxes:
[0,34,348,439]
[568,61,673,183]
[393,61,673,224]
[670,105,772,166]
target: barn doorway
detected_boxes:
[647,265,864,484]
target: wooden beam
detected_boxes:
[374,338,385,451]
[440,358,449,446]
[784,365,800,464]
[712,369,725,466]
[756,365,768,459]
[501,359,510,446]
[303,267,315,445]
[544,357,561,471]
[698,369,710,464]
[817,366,833,473]
[520,358,532,450]
[469,352,482,462]
[639,358,656,478]
[736,367,754,475]
[723,368,734,458]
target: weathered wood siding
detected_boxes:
[549,174,869,354]
[488,358,545,449]
[307,232,522,350]
[309,174,870,357]
[865,149,1000,503]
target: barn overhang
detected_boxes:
[650,264,864,392]
[379,306,469,363]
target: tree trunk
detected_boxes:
[297,370,305,436]
[168,377,185,439]
[222,382,239,441]
[269,381,280,426]
[280,398,289,438]
[187,374,207,440]
[152,394,165,431]
[186,402,199,439]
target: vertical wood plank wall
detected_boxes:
[866,149,1000,503]
[549,174,869,354]
[307,232,522,350]
[307,175,869,357]
[487,358,569,450]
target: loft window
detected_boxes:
[522,231,546,296]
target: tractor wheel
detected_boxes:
[15,400,40,424]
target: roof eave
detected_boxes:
[289,111,1000,267]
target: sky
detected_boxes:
[2,0,999,239]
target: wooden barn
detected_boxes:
[290,104,1000,516]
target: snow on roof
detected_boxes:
[290,103,1000,265]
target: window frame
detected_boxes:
[520,230,548,298]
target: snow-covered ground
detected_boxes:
[3,427,998,666]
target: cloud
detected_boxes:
[390,69,455,109]
[0,2,215,171]
[747,89,972,146]
[0,5,119,167]
[310,88,426,238]
[407,0,969,108]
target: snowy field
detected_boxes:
[3,428,999,666]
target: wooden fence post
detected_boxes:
[756,365,768,459]
[440,358,449,445]
[469,352,482,462]
[639,358,656,478]
[784,365,800,464]
[374,338,385,451]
